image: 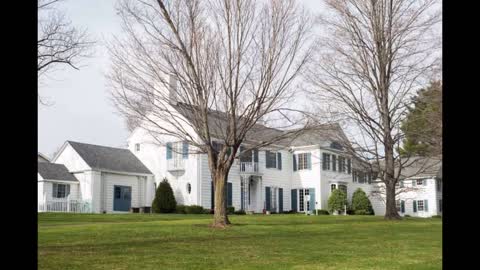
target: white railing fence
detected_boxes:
[167,158,185,171]
[38,197,92,213]
[240,162,259,173]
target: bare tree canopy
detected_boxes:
[108,0,315,227]
[307,0,441,219]
[38,0,95,104]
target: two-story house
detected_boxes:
[127,102,376,214]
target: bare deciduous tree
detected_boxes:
[38,0,95,105]
[107,0,315,228]
[307,0,441,219]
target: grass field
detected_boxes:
[38,213,442,270]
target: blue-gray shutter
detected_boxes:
[166,142,172,160]
[293,154,297,171]
[291,189,297,211]
[401,200,405,213]
[182,142,189,159]
[424,200,428,212]
[52,183,58,198]
[307,153,312,169]
[277,152,282,170]
[266,151,272,168]
[309,188,315,211]
[279,188,283,212]
[66,184,70,197]
[227,182,233,207]
[254,149,259,162]
[265,187,271,211]
[240,182,244,210]
[413,200,417,212]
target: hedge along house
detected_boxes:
[48,141,155,213]
[370,156,442,218]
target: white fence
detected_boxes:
[38,198,92,213]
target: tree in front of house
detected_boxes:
[328,189,347,214]
[152,178,177,213]
[307,0,441,220]
[108,0,315,228]
[351,188,374,215]
[400,80,442,157]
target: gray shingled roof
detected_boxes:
[172,102,347,147]
[67,141,153,174]
[38,163,78,181]
[376,156,442,179]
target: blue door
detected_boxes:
[114,185,131,211]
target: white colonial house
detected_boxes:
[125,99,379,215]
[38,141,155,213]
[370,157,442,218]
[37,94,441,217]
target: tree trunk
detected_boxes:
[212,170,231,228]
[384,181,401,220]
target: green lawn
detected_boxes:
[38,213,442,270]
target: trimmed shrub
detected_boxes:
[404,214,411,217]
[152,178,177,213]
[316,209,329,215]
[432,215,442,218]
[328,189,348,214]
[354,210,369,215]
[351,188,374,215]
[283,210,297,214]
[227,206,235,215]
[203,209,213,214]
[185,205,204,214]
[234,210,246,215]
[175,205,186,214]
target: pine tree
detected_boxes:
[152,178,177,213]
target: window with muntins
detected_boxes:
[266,151,277,169]
[332,155,337,171]
[417,200,424,211]
[322,153,330,170]
[338,156,345,173]
[53,183,70,198]
[297,153,310,170]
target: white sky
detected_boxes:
[38,0,324,158]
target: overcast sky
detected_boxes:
[38,0,324,158]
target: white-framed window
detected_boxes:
[331,184,336,192]
[396,200,401,212]
[416,179,424,186]
[338,184,347,194]
[298,189,310,212]
[322,153,331,170]
[338,156,346,173]
[135,143,140,152]
[417,200,425,211]
[52,183,70,198]
[297,153,310,170]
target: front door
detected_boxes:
[113,185,131,211]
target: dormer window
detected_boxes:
[330,141,343,150]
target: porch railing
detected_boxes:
[167,158,185,171]
[38,198,92,213]
[240,162,259,174]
